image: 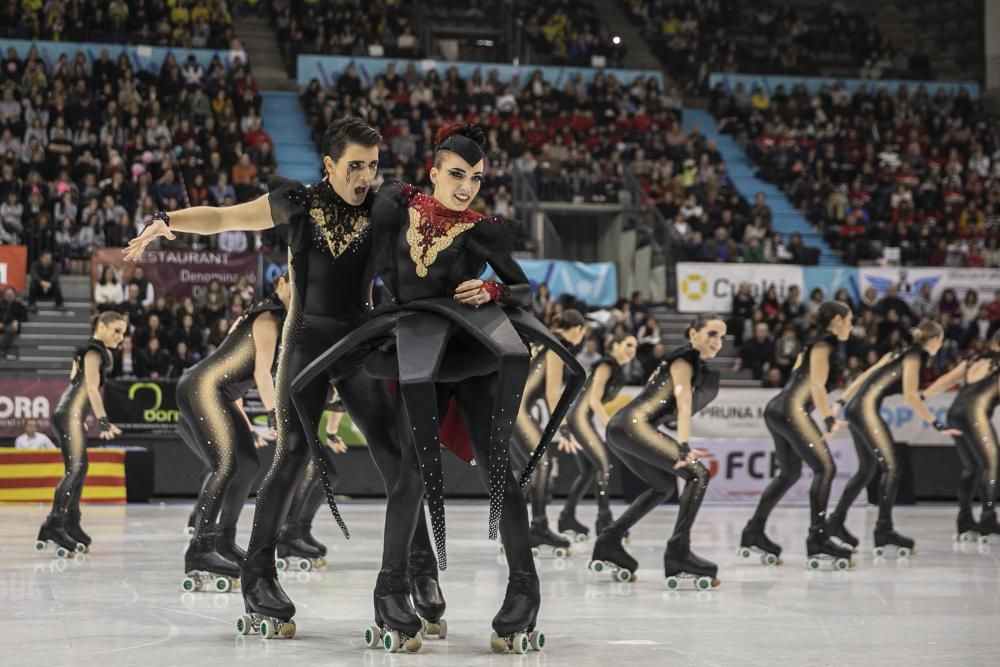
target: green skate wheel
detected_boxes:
[553,546,568,558]
[529,629,545,651]
[74,543,87,554]
[275,558,288,571]
[808,558,820,570]
[236,615,252,635]
[364,625,382,648]
[384,629,400,653]
[614,568,632,582]
[182,576,197,592]
[763,553,778,566]
[873,546,885,558]
[695,577,711,590]
[514,632,529,654]
[980,535,990,545]
[834,558,849,570]
[589,560,604,573]
[298,559,312,572]
[55,547,69,559]
[215,577,232,593]
[34,540,46,552]
[897,547,911,558]
[531,547,540,558]
[737,547,751,559]
[260,619,273,639]
[665,576,680,590]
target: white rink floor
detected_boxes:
[2,501,998,666]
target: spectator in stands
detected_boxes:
[911,283,938,320]
[0,285,27,358]
[960,290,980,327]
[206,317,230,352]
[167,341,194,378]
[874,284,912,324]
[782,285,808,330]
[129,266,154,307]
[773,326,802,382]
[575,335,603,370]
[148,296,174,332]
[636,315,662,346]
[938,288,961,320]
[200,279,227,327]
[730,282,755,347]
[111,335,136,378]
[738,322,775,381]
[136,337,169,379]
[14,418,55,449]
[964,305,998,348]
[0,190,23,243]
[94,265,122,312]
[173,312,205,361]
[761,366,785,389]
[133,313,170,352]
[759,285,782,328]
[118,283,147,328]
[27,250,64,311]
[805,287,825,317]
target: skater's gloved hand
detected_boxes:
[932,421,962,436]
[454,279,492,307]
[98,416,121,440]
[673,443,707,469]
[822,416,848,442]
[557,433,583,454]
[326,430,348,454]
[124,212,174,261]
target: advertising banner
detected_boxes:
[858,266,1000,304]
[516,258,618,306]
[802,266,859,303]
[0,379,85,440]
[91,249,259,301]
[104,380,179,434]
[676,262,804,313]
[708,73,980,99]
[0,245,27,291]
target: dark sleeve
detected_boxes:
[29,260,42,282]
[370,181,411,294]
[477,217,531,308]
[266,175,305,227]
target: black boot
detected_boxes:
[528,518,571,557]
[183,524,241,592]
[35,514,83,556]
[237,545,297,638]
[65,508,91,550]
[873,520,915,557]
[276,521,325,571]
[978,509,1000,538]
[557,509,590,542]
[664,535,719,589]
[739,518,782,563]
[218,524,247,565]
[490,569,541,650]
[595,509,614,536]
[590,526,637,581]
[825,513,859,550]
[806,526,854,569]
[365,567,423,652]
[299,517,327,557]
[407,546,446,636]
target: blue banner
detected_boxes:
[298,54,663,90]
[0,38,245,73]
[709,72,979,99]
[802,267,859,303]
[513,258,618,306]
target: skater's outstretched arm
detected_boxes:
[123,194,275,260]
[902,355,961,435]
[84,351,120,440]
[919,360,967,399]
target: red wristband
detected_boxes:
[481,280,509,302]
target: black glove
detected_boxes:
[98,416,113,433]
[677,441,692,459]
[824,416,836,433]
[266,409,277,431]
[932,420,948,432]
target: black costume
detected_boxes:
[238,176,437,636]
[176,293,285,585]
[593,345,719,583]
[36,338,113,555]
[742,333,852,563]
[560,355,626,537]
[289,180,584,648]
[947,352,1000,539]
[833,343,927,554]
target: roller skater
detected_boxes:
[128,117,443,637]
[561,333,638,538]
[831,321,962,558]
[593,315,724,586]
[739,302,856,566]
[36,311,127,557]
[511,310,589,557]
[664,538,720,590]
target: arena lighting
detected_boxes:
[612,35,622,45]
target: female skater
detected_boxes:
[739,302,855,568]
[590,314,723,589]
[920,331,1000,542]
[288,123,584,653]
[510,309,588,555]
[828,321,961,557]
[35,311,127,557]
[175,274,290,591]
[558,332,638,540]
[125,117,440,639]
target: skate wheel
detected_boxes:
[834,558,850,571]
[383,630,400,653]
[181,576,198,592]
[236,615,253,635]
[873,547,885,558]
[403,634,422,652]
[531,547,540,558]
[298,559,312,572]
[74,543,87,554]
[762,553,779,566]
[589,560,604,573]
[34,540,46,553]
[665,576,680,590]
[553,546,568,559]
[55,547,69,559]
[959,531,973,543]
[513,632,530,654]
[275,558,288,571]
[981,535,991,545]
[184,526,195,537]
[490,631,507,653]
[363,625,382,648]
[529,629,545,651]
[215,577,232,593]
[737,547,751,559]
[695,577,712,591]
[572,532,588,543]
[807,558,820,570]
[437,619,448,640]
[897,547,911,558]
[259,619,273,639]
[614,568,632,583]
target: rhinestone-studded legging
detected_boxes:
[834,399,899,527]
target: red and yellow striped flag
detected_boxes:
[0,449,127,504]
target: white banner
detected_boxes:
[689,438,863,505]
[618,386,970,445]
[676,262,804,313]
[857,266,1000,304]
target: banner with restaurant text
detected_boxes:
[90,249,259,302]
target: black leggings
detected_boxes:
[176,375,259,534]
[49,392,89,516]
[510,407,555,524]
[951,410,999,520]
[833,400,899,527]
[750,397,837,533]
[564,407,611,522]
[605,415,709,550]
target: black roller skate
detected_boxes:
[873,522,915,559]
[407,546,447,639]
[738,519,782,566]
[955,512,984,544]
[218,524,247,564]
[298,518,328,557]
[977,510,1000,545]
[589,526,637,582]
[806,528,854,570]
[489,570,545,654]
[236,547,297,639]
[558,510,590,543]
[65,508,91,552]
[35,514,85,558]
[182,524,242,593]
[275,521,326,572]
[529,518,572,559]
[664,538,720,591]
[825,515,859,552]
[364,567,424,653]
